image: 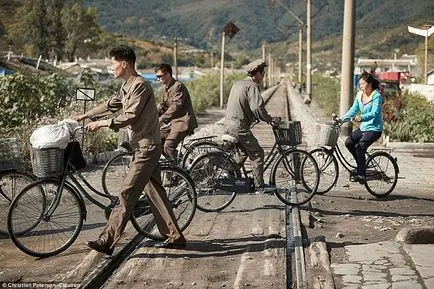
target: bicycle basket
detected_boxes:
[0,138,20,171]
[31,147,64,178]
[316,123,340,147]
[273,121,302,146]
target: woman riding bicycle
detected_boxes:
[338,71,383,184]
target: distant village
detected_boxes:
[1,50,433,102]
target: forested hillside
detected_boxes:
[83,0,433,51]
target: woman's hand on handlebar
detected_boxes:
[352,115,362,122]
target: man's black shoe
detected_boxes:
[154,239,186,249]
[354,175,366,185]
[86,238,114,255]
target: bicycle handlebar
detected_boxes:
[331,113,343,127]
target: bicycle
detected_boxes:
[102,135,221,196]
[7,127,197,258]
[309,114,399,197]
[0,138,37,235]
[188,120,320,212]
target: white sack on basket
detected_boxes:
[59,119,81,139]
[30,123,70,149]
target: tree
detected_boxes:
[8,0,51,57]
[46,0,65,60]
[62,1,101,61]
[7,0,100,61]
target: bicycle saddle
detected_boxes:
[221,134,238,144]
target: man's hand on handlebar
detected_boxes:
[85,120,108,132]
[270,117,281,127]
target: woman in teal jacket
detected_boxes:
[340,71,383,183]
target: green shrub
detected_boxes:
[0,71,119,167]
[383,93,434,142]
[186,72,245,112]
[311,74,340,115]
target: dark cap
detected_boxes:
[245,59,267,74]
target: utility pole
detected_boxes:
[262,42,267,88]
[210,51,214,68]
[220,32,226,109]
[408,25,434,84]
[173,38,178,79]
[220,22,239,109]
[273,0,304,90]
[339,0,356,136]
[304,0,312,104]
[268,53,272,86]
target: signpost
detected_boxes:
[220,22,239,109]
[76,88,95,147]
[408,25,434,84]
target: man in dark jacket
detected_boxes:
[155,64,198,160]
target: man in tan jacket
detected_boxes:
[73,46,186,255]
[225,59,280,193]
[155,63,198,160]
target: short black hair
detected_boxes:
[109,45,136,65]
[155,63,173,76]
[360,71,380,90]
[247,67,265,77]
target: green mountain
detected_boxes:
[83,0,433,52]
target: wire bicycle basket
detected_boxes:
[315,123,340,147]
[0,138,20,171]
[30,147,65,178]
[273,121,302,146]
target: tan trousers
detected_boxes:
[100,144,184,249]
[227,127,265,187]
[160,127,189,160]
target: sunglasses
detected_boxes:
[156,73,166,79]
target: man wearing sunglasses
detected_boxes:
[155,63,198,160]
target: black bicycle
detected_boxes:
[0,138,37,235]
[310,114,399,197]
[7,127,197,257]
[188,121,320,212]
[102,135,221,196]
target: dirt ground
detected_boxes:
[301,167,434,265]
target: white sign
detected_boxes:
[408,26,434,37]
[76,88,95,101]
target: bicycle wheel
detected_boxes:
[309,148,339,194]
[102,151,132,195]
[270,149,319,206]
[131,165,197,240]
[365,151,398,198]
[189,150,240,212]
[0,170,36,235]
[180,140,222,169]
[8,179,85,257]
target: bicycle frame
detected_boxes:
[223,136,299,181]
[44,161,116,220]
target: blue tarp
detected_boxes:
[0,67,13,77]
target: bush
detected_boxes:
[0,71,120,167]
[311,74,340,115]
[383,93,434,142]
[186,72,245,112]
